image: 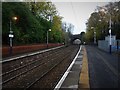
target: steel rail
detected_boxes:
[1,51,58,76]
[25,50,71,89]
[2,47,67,85]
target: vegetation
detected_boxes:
[2,2,67,45]
[85,2,120,43]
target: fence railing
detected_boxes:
[98,40,120,52]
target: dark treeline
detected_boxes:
[2,2,66,45]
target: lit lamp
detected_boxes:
[9,16,17,55]
[99,8,112,53]
[12,16,17,20]
[47,14,53,48]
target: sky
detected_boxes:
[51,1,114,34]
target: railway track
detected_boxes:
[2,47,63,83]
[2,45,80,89]
[2,46,64,85]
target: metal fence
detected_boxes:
[98,40,120,52]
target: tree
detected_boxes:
[27,1,57,19]
[2,2,65,45]
[61,22,74,45]
[85,1,120,44]
[50,15,63,43]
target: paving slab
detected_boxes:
[60,48,83,89]
[60,71,80,88]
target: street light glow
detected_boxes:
[49,29,51,32]
[12,16,18,20]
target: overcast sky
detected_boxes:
[51,1,113,34]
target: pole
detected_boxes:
[64,23,67,46]
[47,30,48,48]
[9,20,12,56]
[94,29,96,44]
[10,38,12,55]
[46,15,52,48]
[109,14,112,54]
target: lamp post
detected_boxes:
[47,14,53,48]
[100,8,112,53]
[94,29,96,44]
[47,29,51,48]
[99,7,119,53]
[109,8,119,53]
[91,27,96,44]
[109,14,112,54]
[64,23,67,46]
[9,16,17,56]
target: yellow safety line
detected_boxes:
[79,46,90,89]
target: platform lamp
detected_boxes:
[100,7,119,54]
[47,14,53,48]
[9,16,17,56]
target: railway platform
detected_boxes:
[1,45,64,63]
[54,45,90,89]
